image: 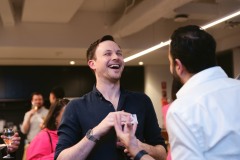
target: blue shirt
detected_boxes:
[55,86,166,160]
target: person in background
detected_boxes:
[167,25,240,159]
[21,92,49,160]
[26,99,69,160]
[161,79,182,160]
[49,87,65,106]
[1,132,21,159]
[55,35,166,160]
[162,79,182,129]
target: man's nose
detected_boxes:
[112,53,120,60]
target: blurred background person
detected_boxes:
[20,92,48,160]
[162,79,182,129]
[162,79,182,160]
[49,87,65,106]
[26,99,69,160]
[1,132,21,159]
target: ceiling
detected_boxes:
[0,0,240,66]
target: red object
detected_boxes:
[161,81,167,89]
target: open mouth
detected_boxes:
[108,64,121,69]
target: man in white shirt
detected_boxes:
[166,25,240,160]
[21,92,48,142]
[21,92,48,160]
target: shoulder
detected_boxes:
[67,94,89,107]
[29,129,49,146]
[34,129,49,138]
[70,91,93,103]
[125,90,150,99]
[64,92,93,112]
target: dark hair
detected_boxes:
[43,98,69,130]
[50,87,65,99]
[170,25,217,74]
[86,35,115,62]
[31,92,43,100]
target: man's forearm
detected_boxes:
[57,136,96,160]
[138,141,166,160]
[21,117,31,134]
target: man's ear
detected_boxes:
[88,60,96,70]
[175,59,184,76]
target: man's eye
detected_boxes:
[104,52,111,56]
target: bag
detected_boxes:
[46,131,53,153]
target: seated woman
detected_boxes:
[26,99,69,160]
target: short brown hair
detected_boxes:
[86,35,115,62]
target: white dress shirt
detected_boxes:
[167,66,240,160]
[21,106,48,142]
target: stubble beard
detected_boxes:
[172,67,183,86]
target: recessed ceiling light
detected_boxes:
[139,61,144,65]
[70,61,75,65]
[174,14,189,22]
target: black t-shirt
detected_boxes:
[55,86,166,160]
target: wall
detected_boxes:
[144,65,172,127]
[0,66,144,99]
[233,47,240,78]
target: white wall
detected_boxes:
[144,65,172,127]
[233,47,240,78]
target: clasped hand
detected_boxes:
[94,111,139,158]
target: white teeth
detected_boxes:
[109,64,120,69]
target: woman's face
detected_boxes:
[55,106,65,129]
[49,93,56,105]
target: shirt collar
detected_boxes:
[176,66,228,98]
[92,85,127,97]
[92,85,102,97]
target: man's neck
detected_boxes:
[97,81,120,98]
[96,80,120,109]
[182,72,194,84]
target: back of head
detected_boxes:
[170,25,217,74]
[86,35,115,62]
[43,99,69,130]
[51,87,65,99]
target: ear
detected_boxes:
[88,59,96,70]
[175,59,184,76]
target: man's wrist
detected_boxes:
[134,150,148,160]
[86,129,100,143]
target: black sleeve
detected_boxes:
[143,95,167,151]
[54,100,82,160]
